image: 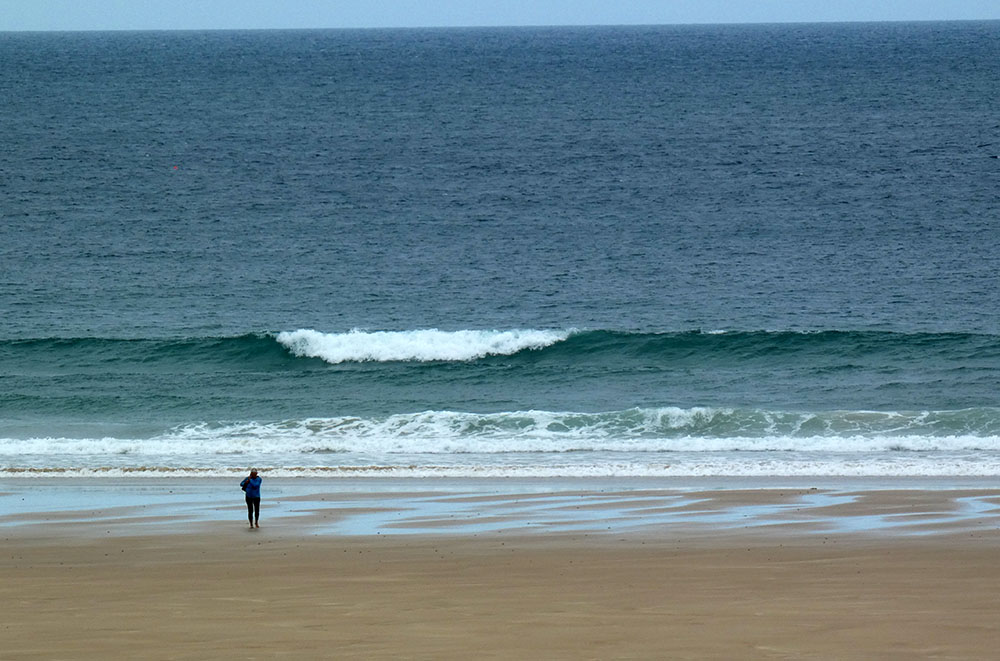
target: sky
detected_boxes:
[2,0,999,31]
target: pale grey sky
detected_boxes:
[2,0,999,31]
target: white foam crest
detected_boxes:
[3,425,1000,457]
[13,408,981,460]
[275,328,571,363]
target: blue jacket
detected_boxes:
[241,476,262,499]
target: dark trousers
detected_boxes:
[246,496,260,523]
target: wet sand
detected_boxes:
[3,479,1000,659]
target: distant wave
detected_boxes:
[267,327,1000,371]
[275,328,571,363]
[3,329,997,369]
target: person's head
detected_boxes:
[250,468,258,477]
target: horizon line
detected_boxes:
[2,17,999,34]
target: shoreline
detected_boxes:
[4,475,1000,539]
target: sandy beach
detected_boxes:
[4,479,1000,659]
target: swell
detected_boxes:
[545,330,1000,364]
[0,334,294,373]
[1,329,997,372]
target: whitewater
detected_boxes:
[276,328,572,363]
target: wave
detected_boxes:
[5,407,1000,477]
[3,328,998,369]
[275,328,570,363]
[4,407,1000,457]
[0,329,572,371]
[272,328,1000,367]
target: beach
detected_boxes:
[4,479,1000,659]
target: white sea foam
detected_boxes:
[4,408,1000,456]
[3,430,998,457]
[4,408,1000,477]
[275,328,571,363]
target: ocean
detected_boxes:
[2,22,999,477]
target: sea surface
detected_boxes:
[2,22,999,477]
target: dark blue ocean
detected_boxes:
[2,22,999,476]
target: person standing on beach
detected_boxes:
[240,468,262,528]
